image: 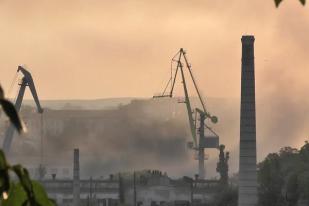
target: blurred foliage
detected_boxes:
[258,141,309,206]
[0,85,24,133]
[0,84,55,206]
[275,0,306,7]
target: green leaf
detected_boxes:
[0,150,10,195]
[32,181,55,206]
[22,200,29,206]
[1,181,55,206]
[0,99,25,133]
[0,150,9,170]
[11,165,34,202]
[274,0,283,7]
[2,183,27,206]
[0,170,10,195]
[299,0,306,5]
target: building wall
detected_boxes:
[125,185,191,206]
[40,179,119,206]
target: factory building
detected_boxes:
[34,149,220,206]
[40,178,119,206]
[123,171,191,206]
[122,171,220,206]
[38,148,120,206]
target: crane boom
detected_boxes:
[178,57,197,147]
[3,66,43,154]
[182,51,217,123]
[153,48,217,148]
[17,66,43,113]
[153,48,219,179]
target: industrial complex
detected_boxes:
[0,35,258,206]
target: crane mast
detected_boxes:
[154,48,219,179]
[3,66,43,155]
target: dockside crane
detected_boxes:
[3,66,43,155]
[154,48,219,179]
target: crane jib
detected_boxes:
[2,66,43,155]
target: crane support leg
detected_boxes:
[198,112,206,179]
[3,80,27,155]
[198,148,205,179]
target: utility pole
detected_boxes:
[133,171,137,206]
[183,176,194,205]
[198,111,206,179]
[119,173,125,204]
[90,176,93,206]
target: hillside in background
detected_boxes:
[22,97,135,110]
[0,96,307,179]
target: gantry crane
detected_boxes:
[3,66,43,155]
[154,48,219,179]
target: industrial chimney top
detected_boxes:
[241,35,255,44]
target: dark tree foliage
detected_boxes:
[275,0,306,7]
[258,153,286,206]
[0,85,24,133]
[258,142,309,206]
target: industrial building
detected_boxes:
[123,171,220,206]
[40,178,119,206]
[33,149,221,206]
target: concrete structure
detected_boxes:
[238,35,258,206]
[73,148,80,206]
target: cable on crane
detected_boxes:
[40,112,44,166]
[7,72,18,99]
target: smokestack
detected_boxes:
[238,35,258,206]
[73,148,80,206]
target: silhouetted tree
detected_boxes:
[274,0,305,7]
[258,142,309,206]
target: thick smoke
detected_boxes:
[8,99,195,178]
[3,88,308,179]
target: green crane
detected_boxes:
[154,48,218,179]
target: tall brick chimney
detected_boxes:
[73,148,80,206]
[238,35,258,206]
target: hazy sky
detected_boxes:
[0,0,308,100]
[1,1,309,177]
